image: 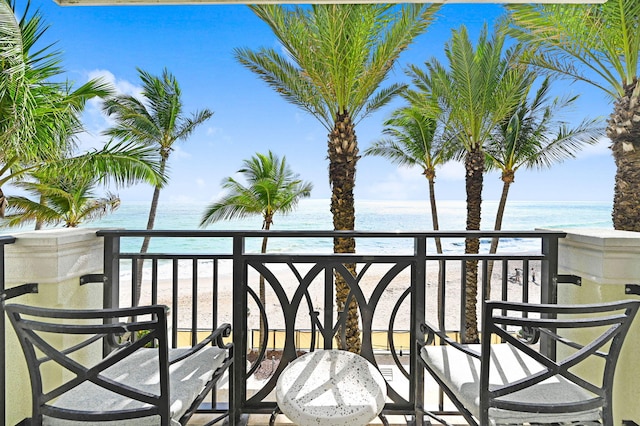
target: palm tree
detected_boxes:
[235,3,439,353]
[103,68,214,304]
[0,0,66,162]
[0,0,163,219]
[0,140,164,229]
[484,76,602,285]
[408,24,534,343]
[507,2,640,231]
[364,103,453,327]
[365,105,445,247]
[0,0,105,216]
[200,151,313,344]
[1,169,120,228]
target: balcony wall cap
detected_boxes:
[4,228,103,285]
[546,227,640,286]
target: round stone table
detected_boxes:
[274,349,387,426]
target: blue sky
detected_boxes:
[28,1,614,205]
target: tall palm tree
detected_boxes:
[103,68,214,304]
[507,2,640,231]
[484,76,602,284]
[365,105,445,248]
[235,3,439,352]
[1,169,121,228]
[408,24,534,343]
[200,151,313,344]
[364,102,452,328]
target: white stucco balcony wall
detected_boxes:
[3,228,103,425]
[557,228,640,424]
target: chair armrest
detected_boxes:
[169,323,232,365]
[420,321,480,359]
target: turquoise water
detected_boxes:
[2,198,611,254]
[85,198,612,231]
[2,198,610,279]
[68,198,611,254]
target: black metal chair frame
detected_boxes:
[4,303,233,426]
[419,300,640,426]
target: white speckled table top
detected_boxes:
[275,349,387,426]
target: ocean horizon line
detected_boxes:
[2,198,613,239]
[120,198,612,205]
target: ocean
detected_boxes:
[70,198,612,256]
[1,198,612,304]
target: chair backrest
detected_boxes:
[4,303,172,425]
[479,300,640,425]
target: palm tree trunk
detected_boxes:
[427,176,443,253]
[259,222,270,348]
[35,194,45,230]
[463,146,484,344]
[0,187,7,218]
[486,171,513,294]
[609,78,640,231]
[427,175,445,330]
[328,110,360,353]
[135,158,167,306]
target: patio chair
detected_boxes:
[419,300,640,426]
[4,303,233,426]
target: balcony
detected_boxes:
[2,228,639,425]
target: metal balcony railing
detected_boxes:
[92,229,565,425]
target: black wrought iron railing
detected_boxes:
[93,229,565,425]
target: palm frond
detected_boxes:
[240,4,440,127]
[66,141,164,188]
[234,46,332,128]
[0,195,59,228]
[0,0,23,76]
[508,2,640,98]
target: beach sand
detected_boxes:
[119,260,542,412]
[121,260,542,336]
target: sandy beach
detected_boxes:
[121,260,542,337]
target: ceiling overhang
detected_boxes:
[54,0,605,5]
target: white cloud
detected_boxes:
[74,130,106,152]
[437,161,465,181]
[576,135,611,159]
[84,70,141,128]
[360,162,464,201]
[79,69,144,153]
[361,166,425,200]
[396,166,423,182]
[87,69,141,97]
[196,178,206,187]
[369,181,418,200]
[205,126,233,146]
[172,145,192,160]
[205,189,227,203]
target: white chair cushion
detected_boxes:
[421,343,601,425]
[44,346,227,426]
